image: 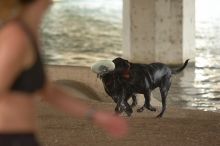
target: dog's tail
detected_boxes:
[171,59,190,74]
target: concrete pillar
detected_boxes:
[123,0,195,65]
[183,0,195,63]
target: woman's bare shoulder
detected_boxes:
[0,22,35,68]
[0,22,29,50]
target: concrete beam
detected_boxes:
[123,0,195,65]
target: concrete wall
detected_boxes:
[123,0,195,65]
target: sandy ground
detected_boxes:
[36,89,220,146]
[37,66,220,146]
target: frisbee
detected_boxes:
[91,60,115,74]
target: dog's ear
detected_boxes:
[113,57,125,65]
[113,57,129,64]
[112,57,120,64]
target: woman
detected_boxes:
[0,0,128,145]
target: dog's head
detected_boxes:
[112,57,130,73]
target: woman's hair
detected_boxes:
[0,0,36,25]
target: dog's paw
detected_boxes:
[137,107,145,113]
[146,106,157,112]
[156,114,163,118]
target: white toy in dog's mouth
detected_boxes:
[91,60,115,75]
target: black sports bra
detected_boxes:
[10,20,46,93]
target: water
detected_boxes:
[192,0,220,111]
[41,0,220,112]
[41,0,123,65]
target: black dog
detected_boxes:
[111,57,189,117]
[98,68,137,116]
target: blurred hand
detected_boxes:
[93,111,128,138]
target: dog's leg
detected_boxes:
[124,101,133,117]
[157,77,171,118]
[121,89,133,117]
[137,90,152,113]
[115,98,123,115]
[137,92,151,113]
[156,89,167,118]
[137,91,155,112]
[119,98,133,116]
[144,92,157,112]
[136,90,156,112]
[130,94,137,107]
[115,104,122,115]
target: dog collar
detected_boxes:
[122,64,131,79]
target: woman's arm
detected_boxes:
[39,82,128,138]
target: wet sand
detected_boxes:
[37,98,220,146]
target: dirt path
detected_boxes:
[37,99,220,146]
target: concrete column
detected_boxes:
[123,0,195,65]
[183,0,195,63]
